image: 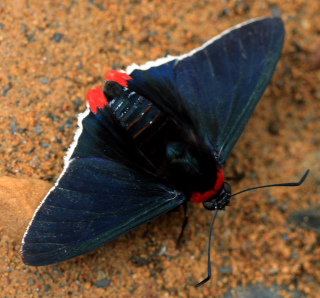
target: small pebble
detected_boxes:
[218,266,233,275]
[44,284,51,292]
[28,278,35,286]
[41,77,50,84]
[52,33,64,43]
[30,155,41,168]
[94,278,111,288]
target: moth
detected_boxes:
[22,17,288,273]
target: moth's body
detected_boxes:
[104,80,224,201]
[21,17,285,268]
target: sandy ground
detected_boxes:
[0,0,319,297]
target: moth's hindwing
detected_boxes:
[22,157,185,266]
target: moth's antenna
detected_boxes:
[231,170,309,198]
[195,209,219,288]
[195,169,309,288]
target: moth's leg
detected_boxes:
[176,201,188,249]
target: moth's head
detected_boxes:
[202,182,231,210]
[189,167,230,210]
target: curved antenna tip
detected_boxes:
[195,276,211,288]
[299,169,310,185]
[194,210,218,288]
[231,169,310,197]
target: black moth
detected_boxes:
[22,17,307,286]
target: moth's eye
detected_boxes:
[223,182,231,194]
[203,201,215,210]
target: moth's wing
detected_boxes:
[126,17,285,163]
[21,157,185,266]
[65,107,151,173]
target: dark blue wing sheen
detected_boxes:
[126,17,285,163]
[65,107,155,175]
[22,157,185,266]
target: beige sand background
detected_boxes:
[0,0,319,297]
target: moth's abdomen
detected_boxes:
[109,90,166,145]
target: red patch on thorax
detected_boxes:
[86,87,108,114]
[190,168,225,203]
[106,70,132,87]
